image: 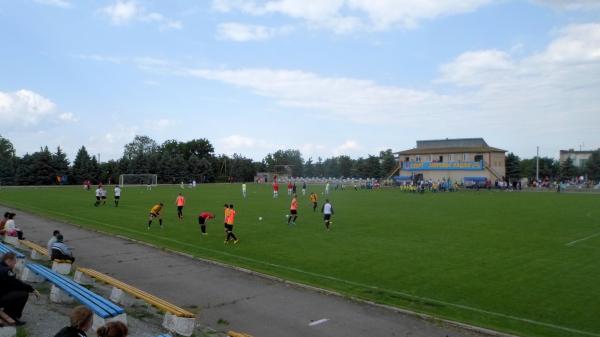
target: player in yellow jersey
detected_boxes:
[309,192,318,212]
[148,203,164,229]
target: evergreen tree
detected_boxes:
[505,153,521,181]
[72,146,92,184]
[560,157,577,181]
[0,135,16,185]
[585,150,600,181]
[339,156,353,178]
[379,149,397,178]
[30,147,55,184]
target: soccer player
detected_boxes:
[287,181,293,196]
[292,182,297,194]
[325,182,330,195]
[309,191,318,212]
[180,181,185,189]
[94,186,102,207]
[101,186,107,205]
[273,181,279,198]
[198,212,215,235]
[114,185,121,207]
[146,179,152,191]
[302,181,307,196]
[321,199,334,231]
[223,204,230,234]
[175,193,185,221]
[224,204,238,244]
[242,183,247,199]
[148,203,164,229]
[287,194,298,225]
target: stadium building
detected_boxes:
[559,149,595,168]
[394,138,506,184]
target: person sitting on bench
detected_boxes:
[53,305,93,337]
[5,213,24,240]
[0,252,40,325]
[50,234,75,263]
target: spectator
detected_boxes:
[53,306,93,337]
[96,321,128,337]
[0,252,40,325]
[47,230,61,253]
[51,234,75,263]
[0,212,8,236]
[5,213,24,240]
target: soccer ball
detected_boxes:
[285,214,290,218]
[258,217,263,221]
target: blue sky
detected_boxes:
[1,0,600,162]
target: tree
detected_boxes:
[124,135,158,159]
[72,146,93,184]
[263,149,304,177]
[52,147,70,178]
[339,156,354,178]
[505,153,520,182]
[230,154,256,182]
[181,139,214,160]
[560,157,577,181]
[30,147,55,184]
[0,135,16,185]
[379,149,397,178]
[586,150,600,181]
[364,155,382,178]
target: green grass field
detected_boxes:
[1,184,599,337]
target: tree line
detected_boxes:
[0,134,397,185]
[1,134,598,185]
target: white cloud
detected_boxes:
[212,0,492,32]
[33,0,71,8]
[100,0,182,30]
[333,140,362,156]
[217,22,292,41]
[133,22,600,151]
[535,0,600,10]
[0,90,77,126]
[58,112,78,122]
[218,134,275,155]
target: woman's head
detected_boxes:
[7,213,15,220]
[70,306,93,331]
[1,252,17,268]
[96,321,128,337]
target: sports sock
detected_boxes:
[159,219,163,227]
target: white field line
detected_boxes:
[566,231,600,247]
[309,318,329,326]
[5,201,600,337]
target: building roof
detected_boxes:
[416,138,488,149]
[559,149,596,154]
[395,146,506,155]
[395,138,506,155]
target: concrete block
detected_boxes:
[73,270,95,286]
[20,267,45,283]
[109,287,138,306]
[51,261,72,275]
[0,326,16,337]
[30,249,47,260]
[50,285,75,304]
[3,236,19,247]
[163,313,196,337]
[92,313,127,332]
[14,259,24,276]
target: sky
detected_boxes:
[1,0,600,162]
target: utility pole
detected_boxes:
[535,146,539,182]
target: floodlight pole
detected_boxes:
[535,146,539,182]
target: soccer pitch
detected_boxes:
[1,184,599,337]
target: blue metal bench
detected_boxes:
[157,335,173,337]
[0,242,25,259]
[25,263,124,318]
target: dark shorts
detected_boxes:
[199,217,206,225]
[177,206,184,211]
[96,196,101,201]
[324,214,331,220]
[150,212,159,218]
[225,224,233,231]
[313,202,317,207]
[290,209,297,215]
[115,196,120,200]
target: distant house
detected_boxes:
[394,138,506,183]
[559,149,595,168]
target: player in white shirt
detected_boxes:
[100,187,107,205]
[114,186,121,207]
[325,182,330,195]
[242,183,247,198]
[321,199,334,231]
[94,187,102,206]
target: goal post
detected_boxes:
[119,174,158,187]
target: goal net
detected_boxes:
[119,174,158,187]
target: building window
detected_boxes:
[474,154,483,162]
[405,157,409,162]
[416,155,421,162]
[439,155,443,162]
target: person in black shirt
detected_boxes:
[54,306,93,337]
[0,252,40,325]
